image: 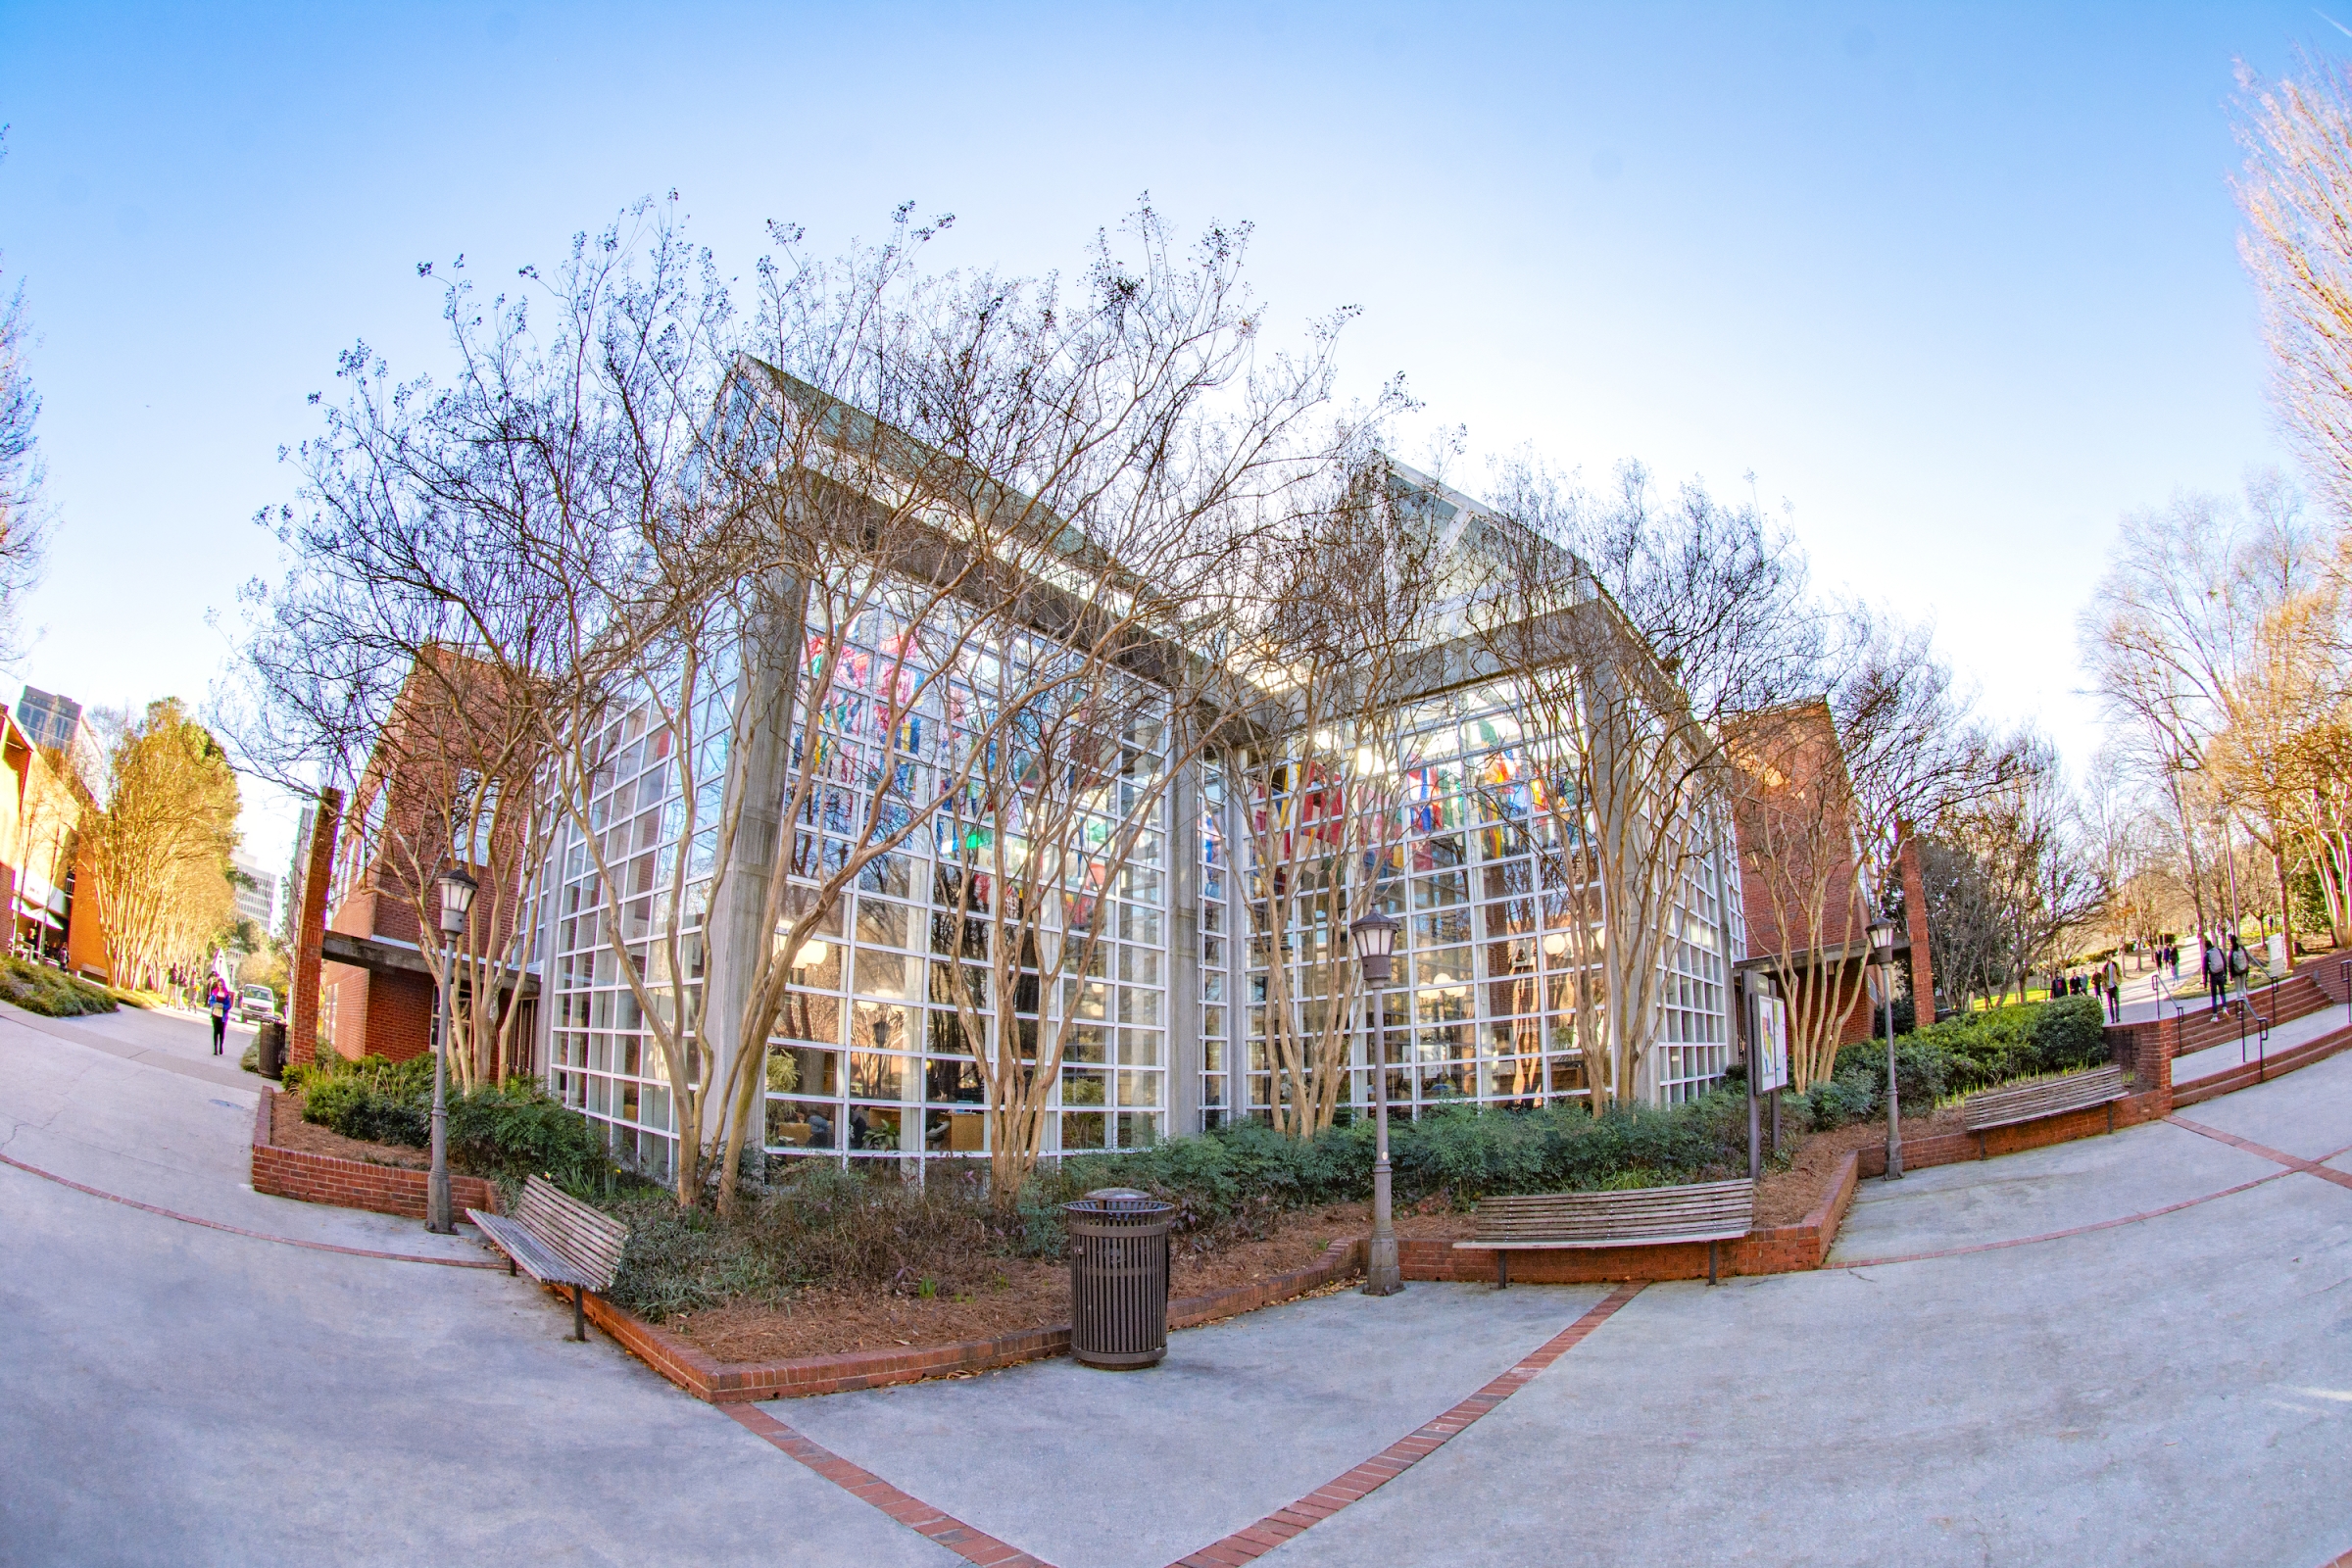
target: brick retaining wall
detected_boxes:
[249,1087,499,1222]
[575,1236,1369,1403]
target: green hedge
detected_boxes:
[0,957,119,1016]
[288,1053,612,1189]
[1001,1092,1760,1257]
[1827,995,2115,1114]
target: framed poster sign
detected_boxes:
[1752,993,1789,1095]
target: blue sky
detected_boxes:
[0,2,2336,868]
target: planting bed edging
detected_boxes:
[1399,1151,1862,1286]
[574,1235,1368,1404]
[249,1086,500,1222]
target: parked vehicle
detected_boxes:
[235,984,279,1024]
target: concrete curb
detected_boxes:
[574,1235,1369,1404]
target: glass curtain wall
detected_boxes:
[760,607,1173,1165]
[536,678,732,1183]
[1238,682,1737,1123]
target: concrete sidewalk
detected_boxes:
[780,1282,1609,1568]
[0,1003,484,1261]
[8,977,2352,1564]
[2174,1002,2346,1086]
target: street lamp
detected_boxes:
[1349,907,1402,1297]
[1867,909,1902,1181]
[427,864,478,1235]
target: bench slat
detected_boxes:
[510,1176,628,1290]
[1963,1067,2127,1133]
[1461,1179,1754,1250]
[469,1211,595,1288]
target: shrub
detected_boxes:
[0,957,119,1016]
[446,1078,613,1190]
[1832,1038,1951,1114]
[2028,995,2110,1073]
[292,1055,612,1190]
[1801,1073,1876,1128]
[1011,1089,1759,1257]
[606,1162,1006,1320]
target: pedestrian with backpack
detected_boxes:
[2229,935,2252,1001]
[2204,937,2229,1016]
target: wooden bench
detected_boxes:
[1454,1179,1755,1288]
[468,1176,628,1342]
[1961,1065,2129,1156]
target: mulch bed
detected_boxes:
[267,1088,432,1172]
[1754,1106,1965,1227]
[667,1203,1373,1364]
[660,1133,1906,1367]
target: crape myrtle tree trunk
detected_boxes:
[1475,461,1820,1105]
[1224,464,1435,1138]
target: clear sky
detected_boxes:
[0,2,2337,872]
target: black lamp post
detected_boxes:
[1349,907,1401,1297]
[428,864,478,1235]
[1868,910,1901,1181]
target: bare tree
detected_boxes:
[1477,460,1819,1103]
[0,130,50,639]
[2238,58,2352,519]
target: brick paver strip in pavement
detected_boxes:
[0,1147,504,1269]
[724,1403,1057,1568]
[1164,1283,1646,1568]
[2165,1116,2352,1193]
[718,1284,1646,1568]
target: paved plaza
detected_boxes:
[3,1004,2350,1566]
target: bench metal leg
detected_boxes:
[1494,1252,1509,1291]
[508,1256,516,1277]
[1977,1132,1985,1161]
[1708,1241,1718,1287]
[570,1284,586,1343]
[2106,1102,2115,1135]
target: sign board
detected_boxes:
[1751,993,1790,1096]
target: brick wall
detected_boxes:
[248,1086,497,1220]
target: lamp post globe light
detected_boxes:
[427,864,478,1235]
[1349,907,1402,1297]
[1867,909,1902,1182]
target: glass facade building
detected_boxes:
[525,470,1743,1178]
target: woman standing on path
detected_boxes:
[205,978,231,1055]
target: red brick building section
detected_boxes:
[313,651,539,1069]
[1729,700,1881,1056]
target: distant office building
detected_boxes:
[16,686,81,753]
[231,856,280,935]
[15,686,104,799]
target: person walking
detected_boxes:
[2229,934,2252,1002]
[2102,956,2123,1022]
[205,977,231,1055]
[2204,936,2229,1016]
[2166,939,2180,983]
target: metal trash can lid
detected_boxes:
[1063,1187,1174,1217]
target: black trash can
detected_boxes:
[255,1020,285,1080]
[1065,1187,1175,1369]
